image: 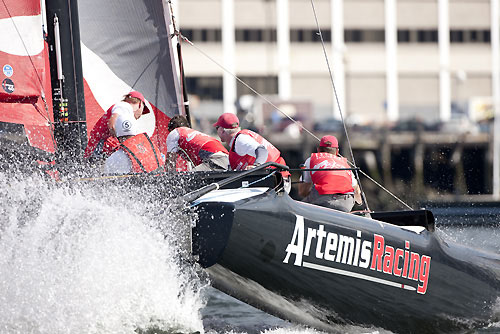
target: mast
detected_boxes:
[167,0,192,126]
[492,0,500,199]
[45,0,87,169]
[177,42,192,126]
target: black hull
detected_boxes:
[193,188,500,333]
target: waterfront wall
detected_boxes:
[271,127,494,211]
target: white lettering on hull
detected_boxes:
[283,214,431,294]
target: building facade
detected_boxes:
[177,0,496,125]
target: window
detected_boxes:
[315,29,330,42]
[398,29,410,43]
[345,29,362,42]
[181,28,491,44]
[417,30,438,43]
[236,29,275,42]
[290,29,304,42]
[184,29,221,42]
[363,30,385,42]
[237,76,278,97]
[185,76,277,101]
[182,29,193,41]
[450,30,464,43]
[263,29,277,42]
[484,30,491,43]
[186,77,223,100]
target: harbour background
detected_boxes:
[2,1,500,333]
[276,124,499,212]
[172,0,500,208]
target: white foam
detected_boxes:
[0,173,205,334]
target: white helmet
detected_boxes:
[115,113,141,137]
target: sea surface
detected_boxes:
[0,172,498,334]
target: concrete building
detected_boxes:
[177,0,497,126]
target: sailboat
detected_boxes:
[185,161,500,333]
[0,0,184,174]
[1,1,499,334]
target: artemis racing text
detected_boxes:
[283,215,431,294]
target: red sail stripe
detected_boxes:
[0,102,48,125]
[82,78,105,137]
[25,123,56,153]
[151,106,171,157]
[0,0,40,19]
[0,50,45,102]
[0,34,54,154]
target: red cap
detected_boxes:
[213,113,239,129]
[127,91,150,114]
[319,135,339,148]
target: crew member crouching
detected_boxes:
[84,91,150,161]
[213,113,291,191]
[299,135,362,212]
[103,113,163,175]
[166,115,229,171]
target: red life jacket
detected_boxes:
[120,133,164,173]
[175,155,191,172]
[176,127,228,165]
[309,152,354,195]
[83,105,119,158]
[229,129,282,170]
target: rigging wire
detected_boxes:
[178,12,413,211]
[178,147,196,169]
[179,35,320,142]
[1,0,52,124]
[32,102,58,149]
[309,0,371,212]
[308,0,412,211]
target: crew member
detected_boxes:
[166,115,229,171]
[299,135,362,212]
[103,112,163,175]
[213,113,290,191]
[84,91,151,160]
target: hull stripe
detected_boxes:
[302,261,416,291]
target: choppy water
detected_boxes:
[0,172,498,334]
[0,173,204,334]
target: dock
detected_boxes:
[269,128,497,211]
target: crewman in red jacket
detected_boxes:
[298,135,361,212]
[84,91,150,161]
[103,111,163,175]
[166,115,229,171]
[213,113,290,191]
[213,113,289,170]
